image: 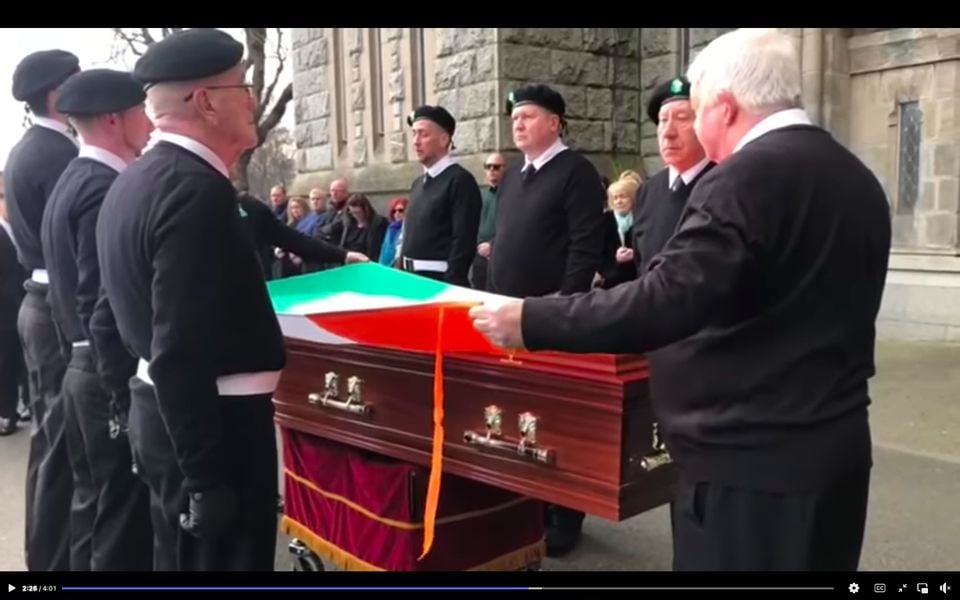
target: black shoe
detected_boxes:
[17,408,31,424]
[0,418,18,436]
[544,505,584,558]
[545,522,582,557]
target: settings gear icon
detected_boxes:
[849,583,860,593]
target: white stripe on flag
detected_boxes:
[277,314,355,345]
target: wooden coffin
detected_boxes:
[273,339,676,521]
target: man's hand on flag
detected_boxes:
[345,252,370,264]
[470,299,525,350]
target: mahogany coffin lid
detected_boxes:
[274,338,676,520]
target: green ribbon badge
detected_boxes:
[238,205,248,218]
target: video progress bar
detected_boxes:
[535,587,837,592]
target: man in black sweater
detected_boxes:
[488,84,606,557]
[0,189,25,437]
[472,29,891,571]
[489,85,606,297]
[41,69,156,571]
[633,76,715,274]
[96,29,285,571]
[400,105,481,286]
[4,48,80,572]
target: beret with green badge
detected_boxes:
[646,76,692,125]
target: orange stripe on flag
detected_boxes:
[308,302,502,355]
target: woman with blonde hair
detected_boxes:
[597,173,640,288]
[618,169,643,187]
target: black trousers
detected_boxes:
[670,465,871,571]
[128,377,278,571]
[469,255,489,291]
[18,284,71,571]
[62,346,152,571]
[0,327,22,421]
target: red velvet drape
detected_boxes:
[280,428,545,571]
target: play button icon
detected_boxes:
[8,584,14,592]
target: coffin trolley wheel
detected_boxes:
[288,538,325,572]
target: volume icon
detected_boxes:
[941,583,951,594]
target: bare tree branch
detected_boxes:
[109,27,294,190]
[245,126,295,198]
[257,82,293,144]
[246,28,268,123]
[107,38,128,63]
[140,27,156,46]
[113,28,147,57]
[262,28,286,112]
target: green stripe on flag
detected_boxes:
[267,263,449,314]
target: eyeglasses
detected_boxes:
[183,84,255,103]
[484,164,503,171]
[392,208,405,214]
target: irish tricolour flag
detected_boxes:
[268,262,511,356]
[267,262,515,559]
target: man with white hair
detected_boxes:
[632,75,714,274]
[470,28,891,571]
[95,28,285,571]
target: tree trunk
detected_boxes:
[235,149,255,192]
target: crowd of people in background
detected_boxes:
[242,158,647,295]
[244,180,410,280]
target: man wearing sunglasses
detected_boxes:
[96,28,285,571]
[471,153,505,291]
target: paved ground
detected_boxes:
[1,339,958,571]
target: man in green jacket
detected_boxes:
[471,152,505,290]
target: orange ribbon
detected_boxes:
[419,305,447,560]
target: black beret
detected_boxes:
[134,28,244,87]
[406,105,456,137]
[505,84,566,118]
[12,50,80,101]
[55,69,146,116]
[646,76,692,125]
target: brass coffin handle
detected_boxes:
[463,406,555,465]
[307,372,372,417]
[640,422,672,472]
